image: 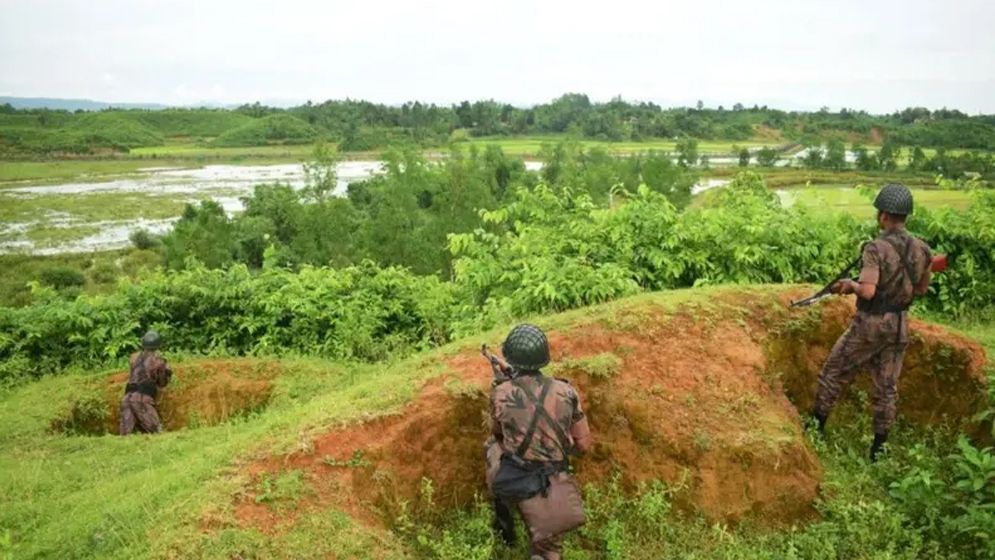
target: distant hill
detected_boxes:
[0,96,171,111]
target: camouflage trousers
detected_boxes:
[119,392,162,435]
[814,311,909,435]
[484,439,567,560]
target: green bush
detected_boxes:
[128,229,160,250]
[0,262,454,381]
[38,266,86,290]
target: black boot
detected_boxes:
[492,498,516,546]
[870,432,888,462]
[811,410,828,437]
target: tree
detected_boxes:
[853,144,879,171]
[738,147,751,167]
[910,146,928,171]
[676,137,698,168]
[695,100,705,111]
[756,146,778,167]
[802,145,825,169]
[824,139,846,171]
[878,141,898,171]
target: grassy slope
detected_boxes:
[0,286,991,559]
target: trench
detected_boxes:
[51,359,280,436]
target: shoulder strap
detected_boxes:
[131,352,148,381]
[513,377,573,458]
[513,377,554,458]
[881,234,918,287]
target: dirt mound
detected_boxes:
[52,358,279,435]
[235,287,989,532]
[768,297,990,438]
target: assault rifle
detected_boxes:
[481,344,513,384]
[791,254,948,308]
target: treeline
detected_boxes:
[788,139,995,178]
[3,150,993,382]
[3,94,995,156]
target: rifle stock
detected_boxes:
[481,344,513,382]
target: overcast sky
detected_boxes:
[2,0,994,113]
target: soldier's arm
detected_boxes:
[913,243,932,296]
[489,388,504,441]
[153,357,172,387]
[839,242,879,300]
[569,387,593,454]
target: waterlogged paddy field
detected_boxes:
[0,163,384,254]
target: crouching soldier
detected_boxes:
[812,184,932,461]
[484,324,593,560]
[119,330,172,435]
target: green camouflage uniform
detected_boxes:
[119,350,172,435]
[814,228,931,435]
[485,373,592,560]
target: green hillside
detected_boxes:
[0,286,991,559]
[120,109,254,138]
[210,114,321,147]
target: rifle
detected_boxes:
[791,253,948,308]
[481,344,513,383]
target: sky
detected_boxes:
[2,0,994,113]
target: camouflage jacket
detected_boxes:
[857,227,932,314]
[490,372,593,463]
[126,351,172,389]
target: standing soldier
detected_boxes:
[812,184,932,461]
[484,324,593,560]
[119,330,173,435]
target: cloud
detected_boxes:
[0,0,993,112]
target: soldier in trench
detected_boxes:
[484,324,593,560]
[119,330,173,435]
[812,184,933,461]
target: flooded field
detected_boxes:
[1,159,730,255]
[0,162,384,254]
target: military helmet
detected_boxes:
[501,324,550,371]
[141,330,162,350]
[874,183,914,216]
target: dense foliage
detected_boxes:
[2,155,993,382]
[0,263,453,382]
[450,173,995,330]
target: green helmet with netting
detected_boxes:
[501,324,550,371]
[874,183,914,216]
[141,330,162,350]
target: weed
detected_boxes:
[254,470,305,506]
[693,429,713,452]
[323,450,371,469]
[551,352,622,380]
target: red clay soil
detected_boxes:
[56,359,279,434]
[233,288,989,534]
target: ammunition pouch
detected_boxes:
[491,454,567,501]
[124,382,157,398]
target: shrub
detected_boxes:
[38,266,86,290]
[129,228,160,250]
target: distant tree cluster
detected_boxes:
[2,94,995,156]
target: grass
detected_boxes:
[0,285,990,558]
[0,356,432,558]
[0,250,159,307]
[779,185,976,216]
[0,160,168,185]
[459,135,782,158]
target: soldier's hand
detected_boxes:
[830,280,854,295]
